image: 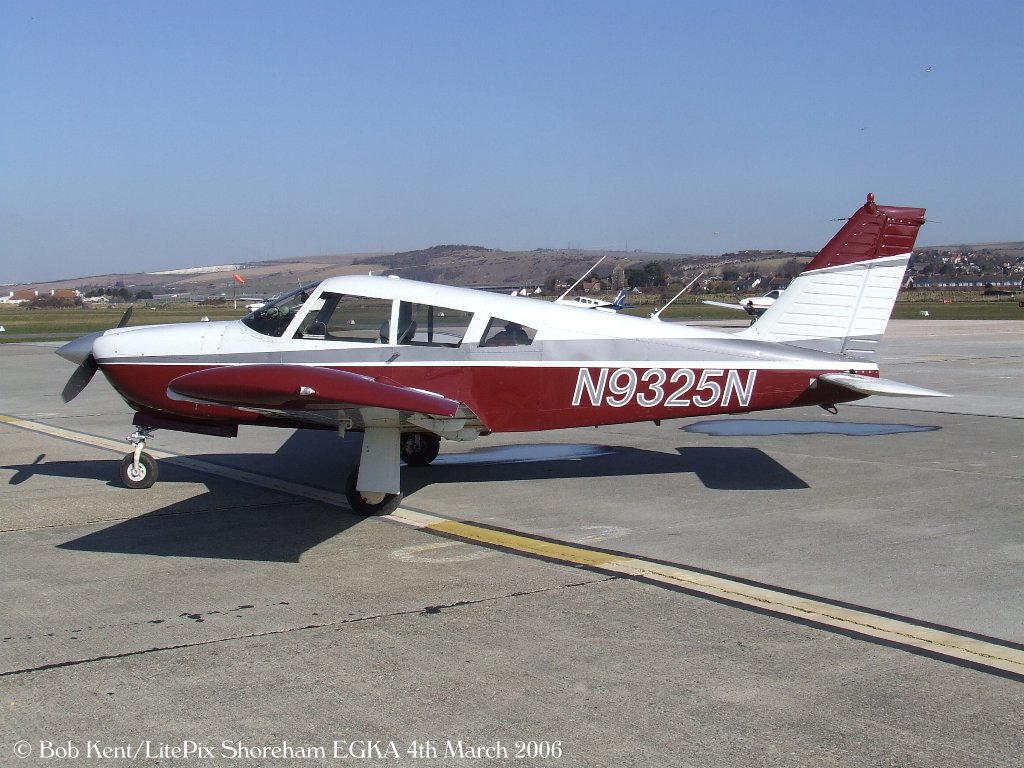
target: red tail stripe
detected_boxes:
[806,201,926,271]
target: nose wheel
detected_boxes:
[120,451,158,489]
[120,428,158,489]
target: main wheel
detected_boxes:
[345,467,402,516]
[400,433,441,466]
[120,452,158,489]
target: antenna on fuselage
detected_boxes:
[556,255,606,303]
[650,272,704,321]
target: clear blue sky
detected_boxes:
[2,1,1022,284]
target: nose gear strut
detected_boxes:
[120,427,158,489]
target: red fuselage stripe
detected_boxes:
[100,362,869,433]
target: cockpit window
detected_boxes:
[294,292,393,343]
[243,286,476,346]
[241,283,318,337]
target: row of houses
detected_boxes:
[0,288,89,304]
[906,275,1024,290]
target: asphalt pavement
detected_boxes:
[1,320,1022,767]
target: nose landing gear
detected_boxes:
[120,428,158,489]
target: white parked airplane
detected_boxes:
[705,289,783,317]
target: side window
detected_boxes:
[395,301,473,347]
[295,293,393,343]
[480,317,536,347]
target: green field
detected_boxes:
[890,300,1023,321]
[623,297,1024,323]
[0,304,250,342]
[1,296,1021,345]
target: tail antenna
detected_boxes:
[651,272,704,321]
[557,256,606,303]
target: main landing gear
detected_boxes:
[120,428,158,489]
[345,467,402,516]
[400,433,441,467]
[345,432,441,516]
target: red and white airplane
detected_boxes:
[58,195,945,514]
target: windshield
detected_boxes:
[241,282,320,337]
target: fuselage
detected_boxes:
[90,275,874,435]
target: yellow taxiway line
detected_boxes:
[4,412,1023,680]
[390,510,1024,679]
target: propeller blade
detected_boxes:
[61,356,98,403]
[116,305,134,328]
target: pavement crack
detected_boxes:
[417,576,613,617]
[0,577,615,679]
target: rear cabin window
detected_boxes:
[480,317,536,347]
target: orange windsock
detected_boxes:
[233,274,246,285]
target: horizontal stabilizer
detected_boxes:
[169,364,460,416]
[818,373,949,398]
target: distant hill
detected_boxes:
[923,242,1024,260]
[7,241,1020,300]
[352,244,718,288]
[5,245,717,298]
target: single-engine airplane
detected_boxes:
[553,256,632,312]
[57,194,946,515]
[704,289,783,317]
[557,288,632,312]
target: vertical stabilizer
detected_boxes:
[735,195,926,360]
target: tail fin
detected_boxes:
[735,194,926,360]
[611,289,631,310]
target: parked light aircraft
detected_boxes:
[552,256,632,312]
[558,288,632,312]
[704,288,783,317]
[57,195,946,514]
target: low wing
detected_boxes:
[818,373,949,398]
[702,300,745,311]
[703,300,755,315]
[168,364,460,416]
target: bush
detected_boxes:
[28,296,84,309]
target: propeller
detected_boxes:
[115,305,133,328]
[57,306,133,403]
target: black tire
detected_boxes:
[345,467,402,516]
[400,433,441,466]
[120,452,158,489]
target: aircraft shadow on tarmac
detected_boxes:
[5,430,807,563]
[401,443,809,494]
